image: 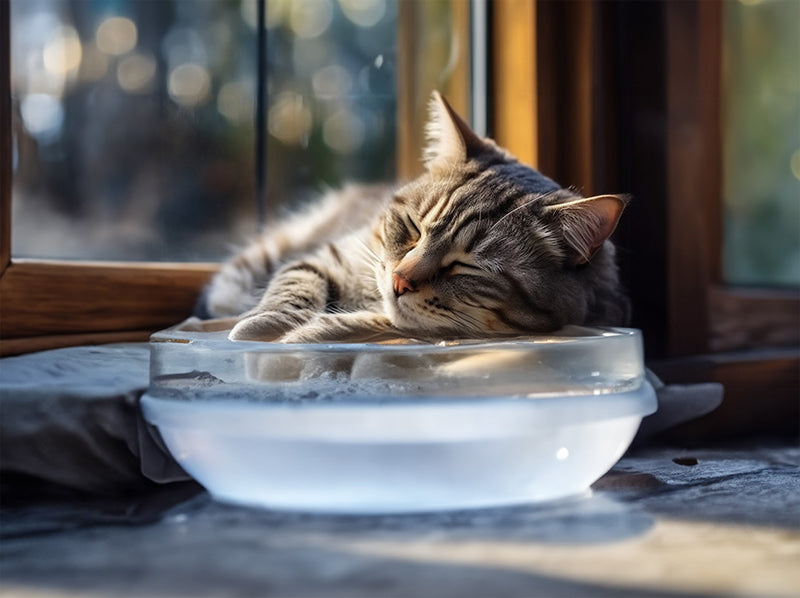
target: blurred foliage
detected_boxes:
[11,0,399,261]
[723,0,800,287]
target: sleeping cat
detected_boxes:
[198,92,629,343]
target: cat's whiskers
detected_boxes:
[444,312,482,336]
[354,238,383,268]
[356,273,382,296]
[423,300,484,334]
[487,191,558,234]
[452,309,484,331]
[487,198,534,233]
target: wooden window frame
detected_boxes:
[527,0,799,440]
[656,0,798,440]
[526,0,799,356]
[1,0,9,282]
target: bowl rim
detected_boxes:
[151,324,642,355]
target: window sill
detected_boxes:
[0,259,216,356]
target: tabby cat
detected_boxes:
[199,92,629,343]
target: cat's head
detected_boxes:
[375,91,629,338]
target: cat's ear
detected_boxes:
[424,91,487,172]
[546,194,628,265]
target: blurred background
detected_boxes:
[8,0,799,286]
[722,0,799,286]
[10,0,411,261]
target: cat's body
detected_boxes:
[200,93,629,343]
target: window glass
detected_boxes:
[259,0,398,221]
[10,0,405,261]
[723,0,800,286]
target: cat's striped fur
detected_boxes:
[200,92,629,343]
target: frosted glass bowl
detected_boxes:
[141,325,656,514]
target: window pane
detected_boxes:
[11,0,258,261]
[11,0,425,262]
[723,0,800,287]
[259,0,398,221]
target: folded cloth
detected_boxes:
[0,344,189,494]
[0,343,723,495]
[634,369,724,444]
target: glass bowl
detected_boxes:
[140,325,656,513]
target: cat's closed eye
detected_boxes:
[438,260,480,278]
[404,214,422,241]
[384,211,417,248]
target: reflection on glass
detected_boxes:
[260,0,400,223]
[11,0,260,261]
[723,0,800,286]
[10,0,418,261]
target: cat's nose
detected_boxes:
[393,272,418,296]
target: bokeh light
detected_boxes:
[117,52,156,93]
[43,25,82,76]
[168,63,211,107]
[218,80,255,124]
[289,0,334,39]
[268,91,313,145]
[241,0,290,29]
[338,0,387,27]
[312,65,353,99]
[20,93,64,140]
[96,16,138,56]
[323,108,365,154]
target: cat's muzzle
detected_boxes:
[392,272,419,296]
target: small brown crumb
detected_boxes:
[672,456,699,466]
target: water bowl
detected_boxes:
[140,324,656,514]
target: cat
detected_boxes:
[197,92,630,344]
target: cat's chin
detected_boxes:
[385,294,450,337]
[378,278,402,316]
[382,296,408,328]
[379,289,421,332]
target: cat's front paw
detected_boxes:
[279,313,395,344]
[229,312,294,342]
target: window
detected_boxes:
[9,0,456,262]
[11,0,260,261]
[722,0,799,287]
[1,0,473,353]
[2,0,796,440]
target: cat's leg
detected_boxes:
[228,263,331,341]
[279,312,396,343]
